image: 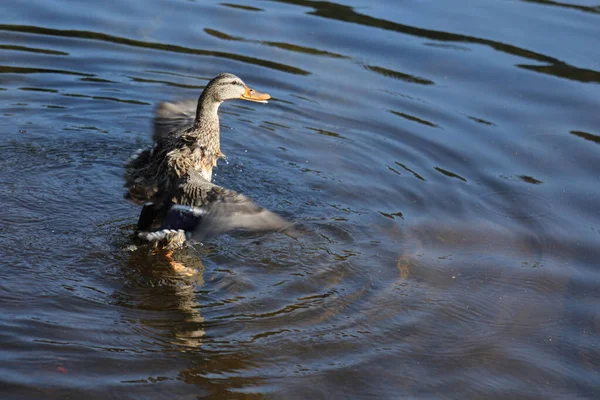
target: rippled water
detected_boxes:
[2,0,600,398]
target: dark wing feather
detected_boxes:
[153,99,197,142]
[190,192,292,242]
[162,205,204,232]
[154,171,292,242]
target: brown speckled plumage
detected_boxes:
[124,75,226,205]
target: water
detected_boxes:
[1,0,599,398]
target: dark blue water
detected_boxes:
[1,0,599,398]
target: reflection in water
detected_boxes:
[62,93,150,105]
[475,190,554,220]
[0,24,310,75]
[519,175,543,185]
[178,358,267,400]
[129,77,204,90]
[221,3,265,12]
[468,116,495,126]
[434,166,467,182]
[0,44,69,55]
[204,28,348,59]
[521,0,600,14]
[2,0,600,397]
[269,0,600,83]
[571,130,600,144]
[367,65,434,85]
[394,162,426,181]
[389,110,438,128]
[306,126,345,139]
[19,87,59,93]
[119,244,206,349]
[0,65,92,76]
[80,77,116,83]
[518,63,600,84]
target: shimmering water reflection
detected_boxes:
[1,0,599,398]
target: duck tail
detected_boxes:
[138,229,188,249]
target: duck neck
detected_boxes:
[192,91,222,154]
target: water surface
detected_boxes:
[1,0,599,398]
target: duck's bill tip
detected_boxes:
[240,86,271,103]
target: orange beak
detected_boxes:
[240,86,271,104]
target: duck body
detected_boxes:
[123,73,291,247]
[124,122,221,205]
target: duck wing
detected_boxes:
[153,99,197,142]
[124,99,196,205]
[141,170,292,244]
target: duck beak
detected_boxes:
[240,86,271,104]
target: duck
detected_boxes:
[124,73,292,248]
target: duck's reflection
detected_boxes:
[117,239,273,398]
[120,242,207,349]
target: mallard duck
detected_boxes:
[124,73,291,248]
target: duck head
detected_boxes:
[203,73,271,104]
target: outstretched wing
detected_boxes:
[153,99,197,142]
[142,170,292,243]
[189,192,292,242]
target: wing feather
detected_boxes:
[153,99,197,142]
[140,171,292,244]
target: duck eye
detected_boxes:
[231,80,239,86]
